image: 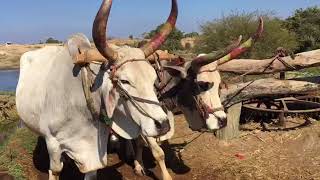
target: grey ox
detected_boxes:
[15,0,178,179]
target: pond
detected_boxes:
[0,70,19,92]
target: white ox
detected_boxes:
[16,0,178,179]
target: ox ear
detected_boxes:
[66,33,91,64]
[163,65,188,79]
[104,83,120,118]
[162,62,191,79]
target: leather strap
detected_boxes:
[81,66,112,125]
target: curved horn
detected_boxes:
[191,17,264,68]
[190,35,243,68]
[217,17,264,65]
[92,0,119,62]
[141,0,178,57]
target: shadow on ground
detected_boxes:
[33,136,190,180]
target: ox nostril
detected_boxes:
[218,117,227,128]
[155,121,162,130]
[162,120,170,132]
[155,120,170,135]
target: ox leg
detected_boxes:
[146,137,172,180]
[133,136,146,176]
[46,137,63,180]
[84,171,97,180]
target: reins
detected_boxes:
[115,81,163,122]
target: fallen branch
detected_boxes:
[218,49,320,74]
[221,78,320,107]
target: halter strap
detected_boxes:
[81,66,112,125]
[108,59,164,121]
[81,58,164,124]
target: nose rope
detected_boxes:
[81,58,167,127]
[115,80,164,122]
[193,96,224,122]
[193,68,226,121]
[105,58,167,122]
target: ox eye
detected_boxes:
[198,81,214,91]
[120,79,131,85]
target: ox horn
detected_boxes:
[190,35,243,68]
[140,0,178,58]
[191,17,264,68]
[217,17,264,65]
[92,0,119,62]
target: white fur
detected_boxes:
[16,39,168,177]
[197,61,227,130]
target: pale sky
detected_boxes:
[0,0,319,43]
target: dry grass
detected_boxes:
[0,44,62,70]
[0,95,38,180]
[0,40,140,70]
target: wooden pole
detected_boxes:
[216,103,242,140]
[221,78,320,108]
[218,49,320,74]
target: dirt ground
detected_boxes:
[23,114,319,180]
[106,115,320,180]
[1,97,320,180]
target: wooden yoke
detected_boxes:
[72,46,182,65]
[74,47,107,65]
[66,33,107,65]
[66,34,182,65]
[147,50,182,63]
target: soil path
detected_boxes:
[30,115,320,180]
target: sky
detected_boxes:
[0,0,319,44]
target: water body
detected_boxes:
[0,70,19,92]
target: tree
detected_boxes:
[184,32,199,38]
[284,6,320,53]
[143,24,184,52]
[194,12,298,59]
[45,37,61,44]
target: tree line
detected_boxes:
[44,6,320,60]
[144,6,320,59]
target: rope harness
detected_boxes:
[194,70,225,124]
[153,59,225,125]
[81,59,165,125]
[193,96,224,121]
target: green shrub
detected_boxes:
[45,37,61,44]
[194,11,298,59]
[284,6,320,53]
[143,24,184,52]
[184,32,199,38]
